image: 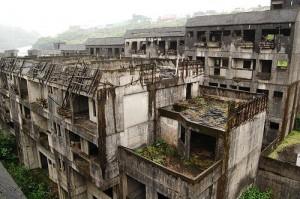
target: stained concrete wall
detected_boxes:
[226,112,266,199]
[256,156,300,199]
[119,147,223,199]
[159,116,178,147]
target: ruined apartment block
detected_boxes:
[271,0,300,9]
[124,27,185,59]
[0,56,207,199]
[85,37,125,58]
[185,9,300,145]
[119,87,267,199]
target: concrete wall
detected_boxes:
[226,112,266,199]
[159,116,178,147]
[256,156,300,199]
[119,147,223,199]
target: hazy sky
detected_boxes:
[0,0,270,37]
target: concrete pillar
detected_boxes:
[81,138,89,155]
[119,173,128,199]
[186,127,191,159]
[20,132,39,169]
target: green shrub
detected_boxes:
[240,186,272,199]
[0,131,17,161]
[0,130,57,199]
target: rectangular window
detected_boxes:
[274,91,283,98]
[209,82,218,87]
[270,122,279,130]
[220,84,227,88]
[243,60,252,69]
[257,89,269,96]
[239,87,250,92]
[230,85,237,90]
[187,31,194,38]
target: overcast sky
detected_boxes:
[0,0,270,36]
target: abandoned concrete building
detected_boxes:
[28,49,62,57]
[124,27,185,59]
[256,132,300,199]
[0,56,215,199]
[185,8,300,145]
[271,0,300,10]
[0,55,268,199]
[85,37,124,58]
[1,0,300,198]
[3,49,19,57]
[119,88,267,199]
[52,42,88,56]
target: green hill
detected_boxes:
[33,15,186,49]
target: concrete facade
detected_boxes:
[0,56,204,199]
[119,87,267,199]
[185,9,300,145]
[85,37,124,58]
[256,138,300,199]
[124,27,185,59]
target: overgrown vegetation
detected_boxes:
[135,139,214,177]
[240,186,272,199]
[135,139,177,165]
[269,130,300,159]
[0,130,58,199]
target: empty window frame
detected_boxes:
[243,60,252,69]
[260,60,272,73]
[209,31,222,42]
[209,82,218,87]
[270,122,280,130]
[169,41,177,50]
[197,31,206,42]
[214,68,220,76]
[257,89,269,96]
[187,31,194,38]
[243,30,255,42]
[220,84,227,88]
[230,85,237,90]
[273,91,283,99]
[239,86,250,92]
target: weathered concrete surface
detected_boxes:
[226,112,266,199]
[0,161,26,199]
[256,154,300,199]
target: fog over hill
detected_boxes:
[33,5,268,50]
[0,25,39,52]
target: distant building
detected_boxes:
[271,0,300,9]
[4,49,19,57]
[58,44,87,56]
[28,49,61,57]
[85,37,124,57]
[185,8,300,145]
[124,27,185,59]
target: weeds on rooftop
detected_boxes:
[135,139,176,164]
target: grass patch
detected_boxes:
[135,139,214,177]
[269,130,300,159]
[240,186,272,199]
[135,139,176,165]
[0,129,58,199]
